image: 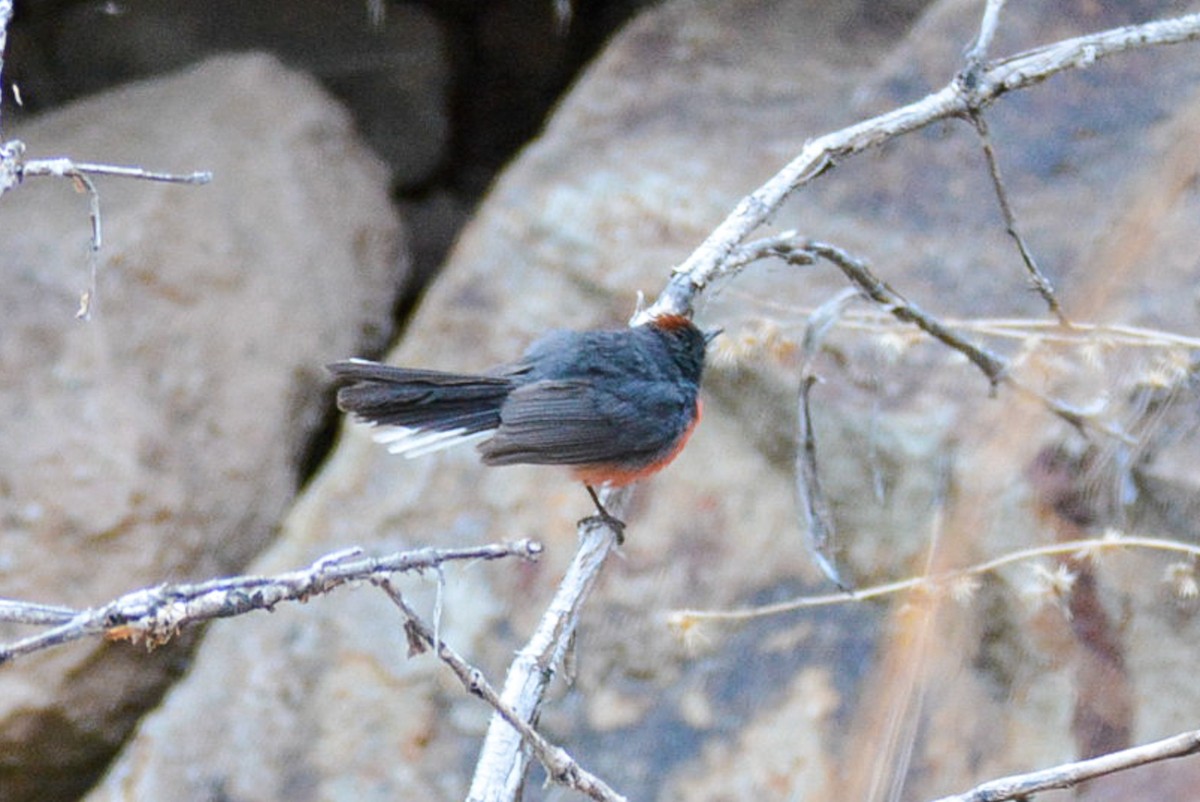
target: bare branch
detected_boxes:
[0,599,76,627]
[19,158,214,186]
[366,0,385,27]
[759,236,1133,442]
[928,728,1200,802]
[0,540,542,664]
[800,239,1009,385]
[724,230,815,276]
[468,516,621,802]
[553,0,573,34]
[969,111,1067,322]
[0,1,13,193]
[637,12,1200,321]
[0,149,213,200]
[378,580,627,802]
[0,147,214,316]
[964,0,1007,68]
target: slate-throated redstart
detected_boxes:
[328,313,717,528]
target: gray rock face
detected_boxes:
[0,53,405,801]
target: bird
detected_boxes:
[328,313,717,531]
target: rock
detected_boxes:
[0,53,404,801]
[84,1,1200,801]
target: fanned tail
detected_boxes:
[328,359,513,457]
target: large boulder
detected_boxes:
[0,53,404,801]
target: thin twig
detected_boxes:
[795,288,859,591]
[467,515,622,802]
[964,0,1007,70]
[19,158,213,185]
[378,580,627,802]
[553,0,573,34]
[928,728,1200,802]
[366,0,385,27]
[0,540,542,664]
[68,169,103,318]
[636,12,1200,322]
[0,152,213,199]
[0,0,13,190]
[0,599,77,627]
[669,532,1200,625]
[969,110,1067,323]
[724,230,815,276]
[797,374,849,591]
[801,239,1010,386]
[0,153,214,316]
[0,7,210,315]
[777,237,1133,442]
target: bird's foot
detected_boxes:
[583,485,626,544]
[578,511,626,543]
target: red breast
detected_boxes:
[570,399,702,487]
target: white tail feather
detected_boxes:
[369,425,491,458]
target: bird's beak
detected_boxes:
[703,327,724,345]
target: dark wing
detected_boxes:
[478,378,690,467]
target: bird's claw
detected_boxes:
[578,512,626,544]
